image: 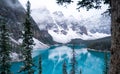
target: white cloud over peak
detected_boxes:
[19,0,109,19]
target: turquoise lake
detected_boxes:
[11,45,109,74]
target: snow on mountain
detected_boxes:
[18,38,49,49]
[33,38,49,49]
[31,8,57,30]
[30,7,111,43]
[48,29,110,43]
[9,37,49,61]
[48,29,80,43]
[19,1,111,44]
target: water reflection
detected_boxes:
[11,45,109,74]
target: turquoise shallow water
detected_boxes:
[11,45,109,74]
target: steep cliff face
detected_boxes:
[0,0,54,44]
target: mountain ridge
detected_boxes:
[0,0,55,45]
[30,7,111,43]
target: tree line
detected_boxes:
[0,0,109,74]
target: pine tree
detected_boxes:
[62,61,67,74]
[0,20,12,74]
[70,44,77,74]
[38,55,42,74]
[19,0,35,74]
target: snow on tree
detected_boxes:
[19,1,35,74]
[0,19,12,74]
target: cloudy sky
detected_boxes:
[19,0,109,19]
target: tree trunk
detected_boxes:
[109,0,120,74]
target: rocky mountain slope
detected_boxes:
[0,0,54,45]
[0,0,111,61]
[0,0,111,44]
[31,7,111,43]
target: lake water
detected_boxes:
[11,45,109,74]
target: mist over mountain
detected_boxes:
[0,0,111,44]
[30,7,110,43]
[0,0,111,62]
[0,0,55,45]
[82,15,111,34]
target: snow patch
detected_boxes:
[87,31,110,40]
[33,38,49,49]
[18,38,49,49]
[10,37,20,45]
[10,52,21,62]
[48,29,81,43]
[48,29,110,43]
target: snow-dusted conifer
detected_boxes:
[19,0,35,74]
[0,20,12,74]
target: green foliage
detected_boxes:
[0,20,12,74]
[87,40,111,50]
[38,55,42,74]
[56,0,110,13]
[57,0,73,5]
[19,1,35,74]
[62,61,67,74]
[77,0,101,11]
[56,0,110,6]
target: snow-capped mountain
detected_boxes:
[0,0,111,44]
[31,7,111,43]
[0,0,111,61]
[31,9,88,34]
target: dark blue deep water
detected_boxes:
[11,45,110,74]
